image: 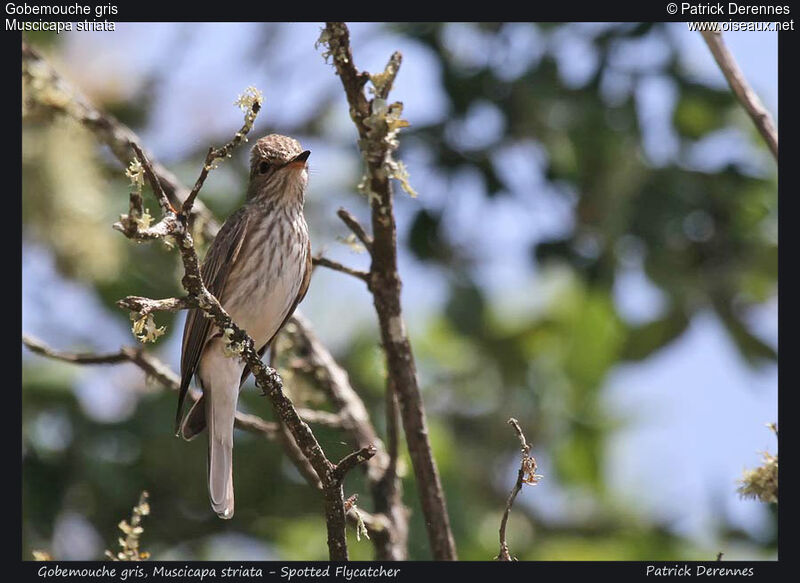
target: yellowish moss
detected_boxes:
[131,313,166,344]
[737,423,778,504]
[105,491,151,561]
[738,451,778,503]
[125,159,144,193]
[222,327,244,358]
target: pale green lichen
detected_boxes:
[343,495,370,542]
[234,86,263,130]
[736,423,777,504]
[384,103,410,135]
[125,159,144,193]
[369,69,396,97]
[315,28,333,62]
[521,454,543,486]
[222,327,244,358]
[363,99,388,141]
[134,208,153,230]
[131,313,166,344]
[387,316,406,343]
[23,57,76,116]
[738,451,778,503]
[105,491,151,561]
[354,506,370,542]
[316,27,417,202]
[234,85,263,114]
[190,215,208,249]
[387,159,417,198]
[361,98,416,201]
[337,233,366,253]
[364,98,408,147]
[357,173,381,206]
[315,25,351,66]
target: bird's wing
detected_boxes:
[238,237,312,387]
[176,207,251,432]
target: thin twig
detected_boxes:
[312,255,370,283]
[276,421,324,491]
[182,147,215,216]
[333,445,378,483]
[22,334,129,365]
[700,30,778,160]
[285,314,391,483]
[346,505,390,537]
[384,379,401,491]
[268,340,323,490]
[296,408,345,428]
[497,418,541,561]
[182,90,260,214]
[131,143,174,214]
[22,334,280,440]
[337,208,373,254]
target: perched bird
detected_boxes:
[176,134,312,519]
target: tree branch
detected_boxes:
[333,446,378,483]
[21,41,220,240]
[296,408,345,428]
[284,314,408,559]
[22,334,129,365]
[496,418,541,561]
[22,329,376,560]
[337,208,373,255]
[116,296,191,316]
[312,255,371,283]
[382,379,401,498]
[700,30,778,160]
[320,21,457,561]
[21,334,280,440]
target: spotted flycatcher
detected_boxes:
[175,134,312,519]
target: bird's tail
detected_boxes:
[179,396,207,441]
[205,389,235,519]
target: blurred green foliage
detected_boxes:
[22,23,776,560]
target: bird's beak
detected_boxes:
[287,150,311,169]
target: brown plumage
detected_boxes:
[176,134,312,519]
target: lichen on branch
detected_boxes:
[318,21,453,561]
[737,423,778,504]
[317,27,416,205]
[105,491,151,561]
[130,312,166,344]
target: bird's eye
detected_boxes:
[258,161,271,174]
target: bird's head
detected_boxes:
[247,134,310,204]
